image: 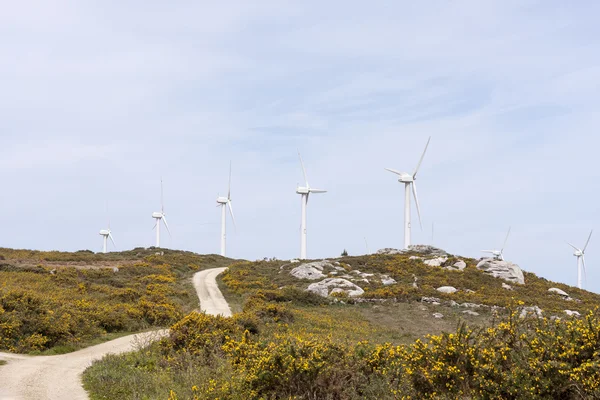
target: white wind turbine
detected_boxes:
[99,220,116,254]
[216,162,236,257]
[481,227,511,261]
[152,179,171,248]
[567,230,593,289]
[385,136,431,249]
[296,152,326,259]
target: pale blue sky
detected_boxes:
[2,1,599,292]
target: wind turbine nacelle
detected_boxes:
[152,212,163,219]
[99,229,110,236]
[296,187,310,194]
[216,197,229,204]
[398,174,414,183]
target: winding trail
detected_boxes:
[0,267,231,400]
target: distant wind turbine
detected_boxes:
[152,179,171,248]
[482,227,511,261]
[567,230,593,289]
[216,162,236,257]
[99,219,116,254]
[296,152,326,259]
[385,136,431,249]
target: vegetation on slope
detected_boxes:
[0,248,230,353]
[84,253,600,399]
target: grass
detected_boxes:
[0,360,6,366]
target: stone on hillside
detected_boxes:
[421,296,442,304]
[409,255,423,260]
[564,310,581,317]
[112,267,119,273]
[290,259,300,263]
[462,310,480,316]
[377,245,448,257]
[446,260,466,271]
[519,306,543,319]
[548,288,570,297]
[290,261,331,280]
[436,286,457,294]
[476,259,525,285]
[377,248,403,255]
[502,283,513,290]
[432,313,444,319]
[465,289,475,294]
[351,270,374,278]
[424,257,448,267]
[381,275,397,286]
[460,303,483,309]
[307,278,364,298]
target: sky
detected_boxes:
[2,1,600,292]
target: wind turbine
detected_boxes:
[216,162,236,257]
[567,230,593,289]
[152,179,171,248]
[481,227,511,261]
[99,220,116,254]
[296,152,326,259]
[385,136,431,249]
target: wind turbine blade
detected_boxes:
[501,227,511,252]
[411,182,423,230]
[309,188,327,193]
[298,152,309,187]
[109,233,116,248]
[583,230,593,253]
[162,216,172,238]
[152,221,157,230]
[306,191,310,204]
[582,256,588,285]
[481,250,496,253]
[228,201,237,232]
[566,242,580,252]
[413,136,431,178]
[228,161,232,200]
[161,178,164,213]
[384,168,402,176]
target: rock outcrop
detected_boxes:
[548,288,569,297]
[520,306,543,319]
[307,278,364,298]
[436,286,457,294]
[476,258,525,285]
[424,257,448,267]
[377,245,448,257]
[381,275,397,286]
[290,261,330,280]
[564,310,581,317]
[446,260,466,271]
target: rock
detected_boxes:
[412,274,419,289]
[377,248,403,255]
[409,256,423,260]
[432,313,444,319]
[449,300,459,307]
[519,306,543,319]
[436,286,457,294]
[548,288,570,297]
[329,271,338,275]
[351,270,374,278]
[462,310,480,316]
[476,259,525,285]
[381,275,397,286]
[49,269,57,275]
[502,283,513,290]
[377,245,447,257]
[460,303,483,309]
[112,267,119,273]
[307,278,364,298]
[290,261,332,280]
[564,310,581,317]
[421,296,442,304]
[465,289,475,294]
[424,257,448,267]
[290,259,300,263]
[446,260,466,271]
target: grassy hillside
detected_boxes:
[0,247,231,353]
[83,250,600,399]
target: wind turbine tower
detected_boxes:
[296,152,327,259]
[385,137,431,249]
[99,223,115,254]
[482,227,511,261]
[216,162,236,257]
[567,230,593,289]
[152,179,171,248]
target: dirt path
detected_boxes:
[0,267,230,400]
